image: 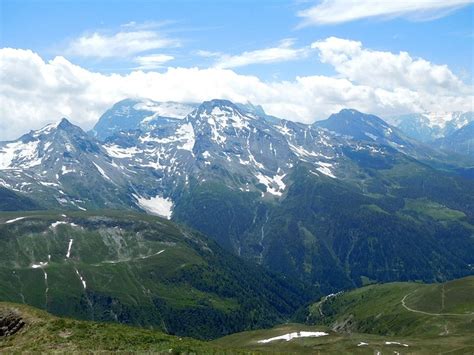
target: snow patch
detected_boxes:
[134,194,173,219]
[104,144,140,158]
[134,101,195,119]
[275,124,292,137]
[61,165,75,175]
[5,217,26,224]
[289,143,320,159]
[138,123,195,153]
[50,221,78,229]
[0,140,42,169]
[175,123,195,152]
[39,181,60,187]
[385,341,409,347]
[257,331,328,344]
[31,261,48,269]
[256,172,286,196]
[316,162,336,179]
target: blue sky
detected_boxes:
[0,0,473,139]
[2,0,473,79]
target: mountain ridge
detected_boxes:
[1,99,473,293]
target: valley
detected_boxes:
[2,276,473,353]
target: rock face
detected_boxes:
[0,310,25,337]
[1,99,473,292]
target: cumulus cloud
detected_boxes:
[311,37,470,93]
[298,0,474,26]
[67,30,180,58]
[213,39,310,68]
[1,42,472,140]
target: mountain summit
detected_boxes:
[1,99,473,292]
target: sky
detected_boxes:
[0,0,473,140]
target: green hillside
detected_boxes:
[174,157,474,294]
[301,276,474,337]
[0,302,224,353]
[2,277,473,353]
[213,277,474,353]
[0,210,314,340]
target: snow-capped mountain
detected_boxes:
[90,98,198,141]
[386,111,474,142]
[0,118,131,210]
[0,99,458,215]
[2,99,473,292]
[436,121,474,158]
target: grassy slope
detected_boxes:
[0,210,312,340]
[213,277,474,354]
[303,276,474,336]
[0,302,226,353]
[2,277,473,353]
[247,151,474,294]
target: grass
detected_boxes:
[0,209,313,340]
[2,277,473,353]
[0,302,230,353]
[403,198,466,221]
[213,323,474,354]
[212,277,474,353]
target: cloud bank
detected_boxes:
[1,37,472,140]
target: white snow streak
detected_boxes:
[385,341,409,347]
[66,238,74,258]
[75,268,87,289]
[31,261,48,269]
[5,217,26,224]
[257,331,328,343]
[92,162,112,181]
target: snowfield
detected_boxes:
[134,194,174,219]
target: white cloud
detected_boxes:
[298,0,474,26]
[0,44,472,140]
[311,37,470,94]
[195,50,222,58]
[133,54,174,69]
[213,39,310,68]
[67,30,180,58]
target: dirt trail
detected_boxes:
[401,293,473,317]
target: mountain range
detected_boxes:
[387,111,473,141]
[1,99,473,294]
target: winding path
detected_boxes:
[401,293,473,317]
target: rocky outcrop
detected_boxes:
[0,310,25,337]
